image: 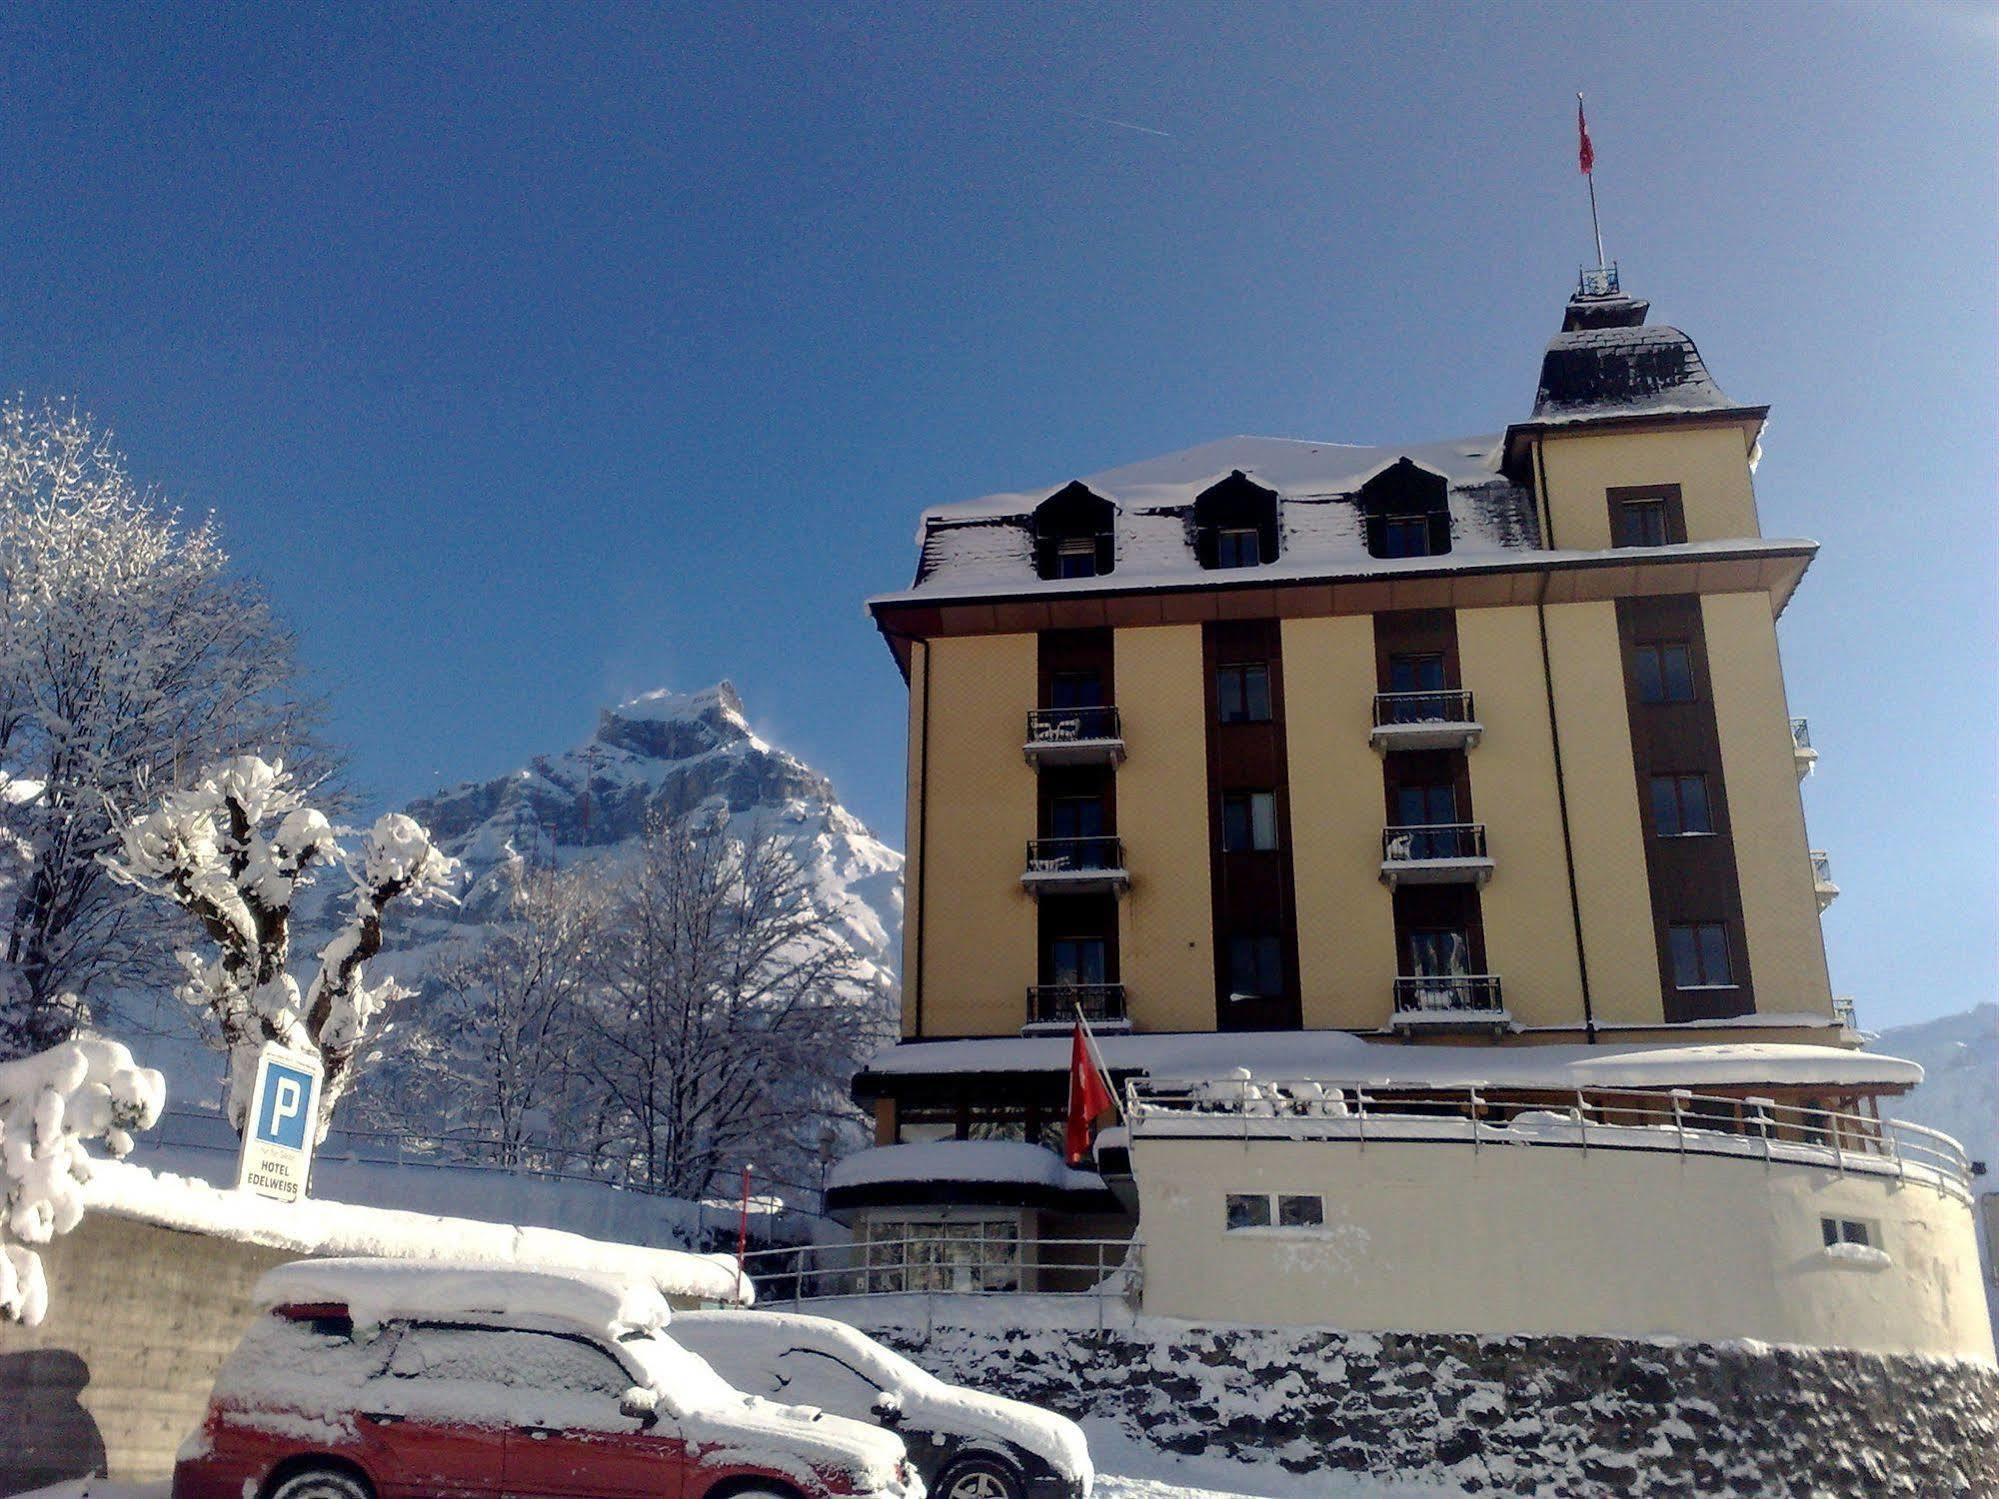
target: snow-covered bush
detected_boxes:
[0,1036,164,1324]
[0,399,321,1057]
[106,756,454,1137]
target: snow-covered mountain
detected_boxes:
[396,681,902,987]
[1872,1003,1997,1170]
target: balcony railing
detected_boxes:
[1026,982,1129,1032]
[1811,849,1839,910]
[1833,994,1858,1033]
[1790,716,1818,779]
[1391,974,1508,1030]
[1380,823,1493,885]
[1370,690,1481,751]
[1024,706,1124,765]
[1022,836,1129,895]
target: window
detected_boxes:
[1217,663,1273,724]
[1391,783,1459,859]
[1610,486,1685,547]
[1277,1194,1324,1228]
[1668,922,1734,988]
[1408,928,1471,978]
[1047,937,1108,986]
[1224,1194,1272,1231]
[1227,936,1284,998]
[1054,537,1099,579]
[1049,671,1103,709]
[767,1349,887,1410]
[865,1217,1019,1293]
[385,1326,627,1399]
[1387,653,1448,693]
[1222,791,1279,852]
[1376,515,1435,558]
[1633,642,1696,703]
[1215,527,1262,569]
[1649,774,1714,836]
[1049,796,1105,840]
[1616,498,1670,548]
[1821,1217,1873,1249]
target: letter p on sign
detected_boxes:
[239,1045,323,1201]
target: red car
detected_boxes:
[172,1257,921,1499]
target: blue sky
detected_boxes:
[2,3,1992,1029]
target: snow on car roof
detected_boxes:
[85,1159,751,1307]
[254,1257,673,1337]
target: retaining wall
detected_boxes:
[842,1301,1999,1498]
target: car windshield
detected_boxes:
[616,1330,748,1416]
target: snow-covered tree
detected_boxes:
[583,814,875,1201]
[105,756,453,1137]
[0,399,322,1057]
[0,1035,164,1324]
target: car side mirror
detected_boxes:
[620,1386,660,1426]
[871,1391,904,1428]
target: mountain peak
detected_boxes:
[597,682,757,762]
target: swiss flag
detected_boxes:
[1063,1022,1114,1167]
[1577,95,1595,176]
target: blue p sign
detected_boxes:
[256,1061,317,1150]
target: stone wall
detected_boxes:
[0,1213,292,1494]
[850,1308,1999,1498]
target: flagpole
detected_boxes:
[1073,1003,1124,1122]
[1579,92,1605,269]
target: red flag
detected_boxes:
[1577,95,1595,175]
[1063,1022,1114,1166]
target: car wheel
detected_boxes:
[266,1468,373,1499]
[936,1456,1024,1499]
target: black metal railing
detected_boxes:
[1381,823,1487,863]
[1373,689,1475,727]
[1392,973,1506,1017]
[1027,706,1122,745]
[1028,983,1127,1027]
[1811,850,1834,885]
[1025,836,1125,875]
[1790,716,1812,750]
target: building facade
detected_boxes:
[819,279,1975,1341]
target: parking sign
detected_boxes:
[237,1044,323,1203]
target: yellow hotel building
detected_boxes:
[825,275,1900,1260]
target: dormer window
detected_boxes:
[1194,473,1280,570]
[1359,458,1451,560]
[1215,528,1261,569]
[1032,483,1115,581]
[1609,485,1686,548]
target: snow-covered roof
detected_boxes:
[255,1257,671,1336]
[887,434,1540,599]
[858,1033,1923,1095]
[84,1159,752,1306]
[1529,323,1736,423]
[827,1140,1106,1194]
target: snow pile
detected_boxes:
[0,1037,165,1324]
[80,1157,751,1306]
[676,1308,1094,1485]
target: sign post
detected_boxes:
[236,1043,323,1204]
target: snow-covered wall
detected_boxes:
[835,1302,1999,1499]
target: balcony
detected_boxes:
[1371,690,1481,753]
[1021,836,1129,896]
[1390,974,1510,1033]
[1379,823,1493,886]
[1790,716,1818,780]
[1832,994,1859,1035]
[1024,706,1125,766]
[1024,982,1130,1034]
[1811,850,1839,911]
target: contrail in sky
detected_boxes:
[1056,107,1176,140]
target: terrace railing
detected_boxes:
[1027,705,1121,746]
[1392,973,1506,1017]
[1027,982,1128,1028]
[1374,689,1475,727]
[1125,1078,1976,1199]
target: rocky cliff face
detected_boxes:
[396,681,902,984]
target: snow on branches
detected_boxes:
[107,756,454,1136]
[0,1036,164,1324]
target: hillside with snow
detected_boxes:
[1873,1003,1998,1170]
